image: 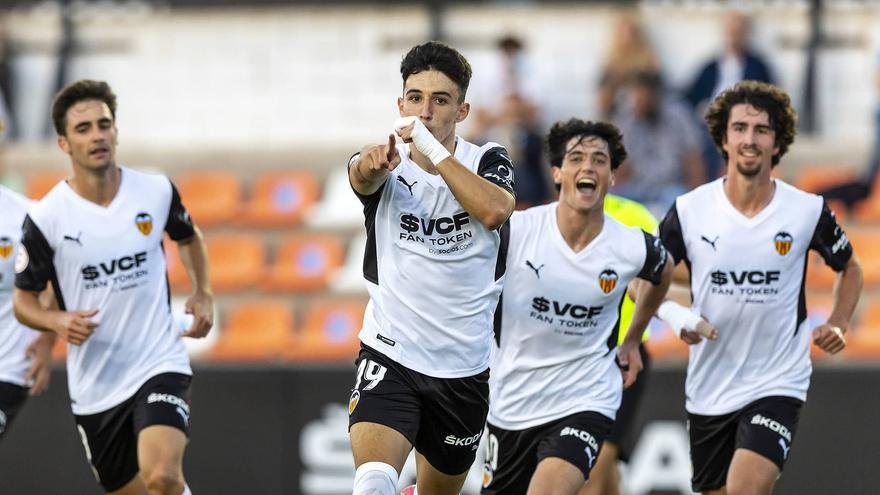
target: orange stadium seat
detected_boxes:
[206,234,266,292]
[163,237,189,292]
[239,171,319,227]
[26,171,67,200]
[644,323,689,362]
[262,234,345,292]
[793,164,857,194]
[844,300,880,359]
[51,337,67,362]
[175,171,242,227]
[283,298,366,361]
[209,300,295,360]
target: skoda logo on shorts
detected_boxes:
[0,236,12,259]
[135,212,153,236]
[774,232,793,256]
[598,268,618,294]
[348,390,360,415]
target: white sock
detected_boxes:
[353,462,399,495]
[181,484,192,495]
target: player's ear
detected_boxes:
[57,135,70,155]
[397,96,404,116]
[551,166,562,186]
[456,102,470,123]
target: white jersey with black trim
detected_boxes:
[659,178,853,415]
[14,167,195,415]
[489,203,667,430]
[352,137,514,378]
[0,186,39,386]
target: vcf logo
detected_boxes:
[0,236,12,259]
[598,268,618,294]
[774,231,793,256]
[135,212,153,236]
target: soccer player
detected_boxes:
[0,184,55,442]
[13,80,213,495]
[347,41,515,495]
[482,119,672,495]
[658,80,862,495]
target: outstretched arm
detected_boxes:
[813,255,862,354]
[177,227,214,338]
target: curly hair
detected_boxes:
[546,118,627,170]
[51,80,117,136]
[704,80,797,167]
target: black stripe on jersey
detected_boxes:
[604,291,629,354]
[165,181,196,241]
[809,201,852,271]
[658,203,686,265]
[15,215,66,310]
[638,231,667,285]
[347,152,385,284]
[797,254,809,334]
[494,220,511,281]
[493,293,503,346]
[160,239,172,311]
[477,146,515,196]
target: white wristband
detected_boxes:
[394,116,451,165]
[657,300,703,333]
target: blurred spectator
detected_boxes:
[612,70,705,217]
[470,35,553,208]
[819,50,880,210]
[596,12,659,119]
[684,11,774,179]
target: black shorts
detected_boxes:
[688,395,803,492]
[606,343,650,462]
[74,372,192,492]
[481,411,613,495]
[348,345,489,475]
[0,381,29,440]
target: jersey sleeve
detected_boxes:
[637,231,668,285]
[809,201,852,271]
[165,181,196,241]
[347,152,387,207]
[477,146,515,196]
[14,215,55,292]
[658,202,687,265]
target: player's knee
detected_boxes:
[353,461,399,495]
[142,466,184,495]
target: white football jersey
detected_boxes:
[15,167,195,415]
[0,186,39,387]
[660,178,852,415]
[489,203,667,430]
[352,137,515,378]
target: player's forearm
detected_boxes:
[178,227,213,295]
[828,255,863,331]
[626,262,673,343]
[436,158,514,230]
[13,289,58,334]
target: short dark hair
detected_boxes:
[704,80,797,167]
[51,79,117,136]
[400,41,472,102]
[546,119,627,171]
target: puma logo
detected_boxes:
[779,438,790,459]
[525,260,544,278]
[701,235,719,251]
[63,232,83,246]
[584,446,596,468]
[397,175,418,196]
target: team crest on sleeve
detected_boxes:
[348,390,360,415]
[598,268,619,294]
[0,236,12,259]
[135,212,153,236]
[774,232,793,256]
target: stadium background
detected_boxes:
[0,0,878,493]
